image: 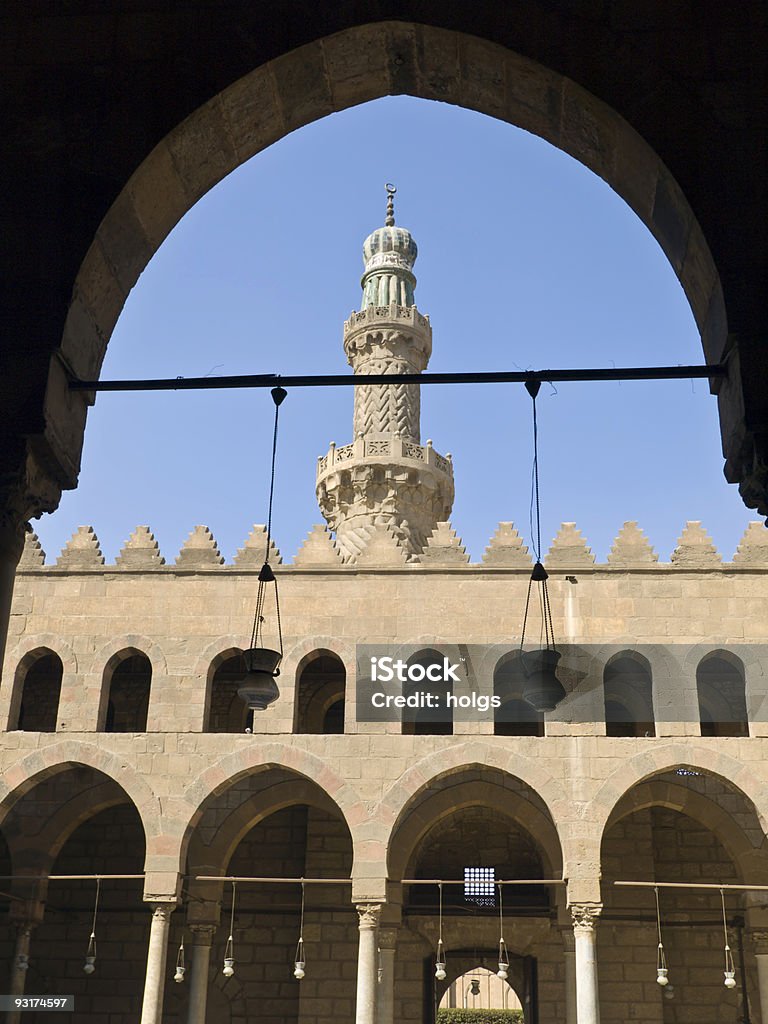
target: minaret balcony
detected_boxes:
[316,437,453,482]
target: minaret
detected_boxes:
[316,186,455,560]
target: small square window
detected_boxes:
[464,866,496,906]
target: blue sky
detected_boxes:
[36,97,755,565]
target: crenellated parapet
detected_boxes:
[20,520,768,570]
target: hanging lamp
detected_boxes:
[435,882,447,981]
[497,882,510,981]
[174,933,186,983]
[238,386,288,716]
[654,886,669,986]
[294,880,306,979]
[519,381,566,712]
[83,877,100,974]
[720,888,737,989]
[222,881,237,977]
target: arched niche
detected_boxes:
[294,651,346,735]
[493,652,544,737]
[603,651,655,738]
[205,649,248,734]
[101,649,152,733]
[402,648,453,736]
[696,650,748,738]
[9,649,63,732]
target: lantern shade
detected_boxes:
[238,648,282,712]
[522,648,566,712]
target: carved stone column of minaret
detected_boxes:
[316,186,454,560]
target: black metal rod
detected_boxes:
[69,364,727,393]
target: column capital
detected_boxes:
[378,926,399,950]
[189,924,217,946]
[148,902,176,924]
[752,930,768,954]
[571,903,602,932]
[357,903,383,929]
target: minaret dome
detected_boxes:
[360,185,418,308]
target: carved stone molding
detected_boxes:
[571,904,602,931]
[356,903,383,929]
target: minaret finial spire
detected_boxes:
[385,182,396,226]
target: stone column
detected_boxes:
[185,924,216,1024]
[752,931,768,1024]
[140,903,175,1024]
[562,928,577,1024]
[356,904,382,1024]
[377,926,398,1024]
[572,904,601,1024]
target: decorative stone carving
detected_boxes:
[607,521,658,566]
[571,904,602,931]
[18,531,45,568]
[732,522,768,565]
[175,526,224,567]
[546,523,595,568]
[56,526,104,568]
[671,521,721,567]
[116,526,165,568]
[417,522,470,564]
[356,904,383,928]
[292,525,343,566]
[233,524,282,567]
[482,522,531,566]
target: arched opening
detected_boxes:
[603,652,655,738]
[388,767,563,1023]
[494,653,544,737]
[294,652,346,734]
[696,651,748,738]
[0,766,148,1021]
[29,18,739,581]
[102,650,152,733]
[439,965,523,1016]
[402,648,453,736]
[600,768,767,1024]
[182,767,354,1022]
[205,650,248,734]
[10,649,63,731]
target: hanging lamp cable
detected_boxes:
[83,877,100,973]
[720,887,736,987]
[435,882,446,979]
[497,882,509,979]
[248,386,287,656]
[654,886,668,984]
[223,880,237,976]
[520,380,556,654]
[294,879,306,977]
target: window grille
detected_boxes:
[464,867,496,907]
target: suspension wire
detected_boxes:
[264,386,287,564]
[86,876,101,959]
[295,880,306,966]
[520,380,556,653]
[498,883,508,967]
[654,886,668,976]
[224,881,237,963]
[721,888,736,978]
[248,386,287,656]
